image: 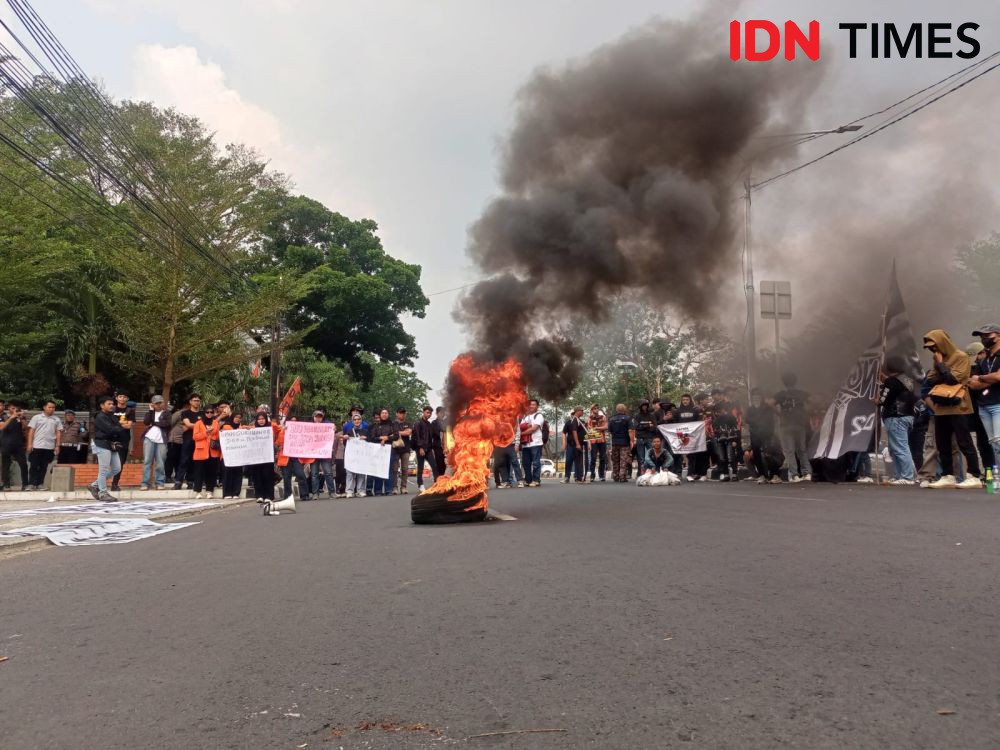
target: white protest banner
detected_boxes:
[0,517,200,546]
[284,421,336,459]
[0,501,217,521]
[219,427,274,467]
[657,421,707,454]
[344,438,392,478]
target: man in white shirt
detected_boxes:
[518,399,546,487]
[27,400,62,490]
[141,395,171,490]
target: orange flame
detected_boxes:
[422,355,529,514]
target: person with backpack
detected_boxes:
[519,398,546,487]
[607,403,635,483]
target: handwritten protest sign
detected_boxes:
[344,438,392,478]
[219,427,274,466]
[284,421,336,459]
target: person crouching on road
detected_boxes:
[923,329,982,489]
[643,435,672,474]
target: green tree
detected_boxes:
[258,194,429,381]
[102,104,310,403]
[955,231,1000,322]
[355,353,432,417]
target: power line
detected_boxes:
[751,53,1000,192]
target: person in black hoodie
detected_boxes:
[744,388,780,483]
[879,356,917,485]
[89,396,128,502]
[633,400,657,467]
[673,393,707,481]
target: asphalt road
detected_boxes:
[2,481,1000,749]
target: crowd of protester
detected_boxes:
[0,395,452,502]
[3,325,998,498]
[504,325,1000,491]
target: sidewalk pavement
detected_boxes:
[0,491,256,558]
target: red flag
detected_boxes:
[277,377,302,419]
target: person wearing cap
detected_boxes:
[968,324,1000,467]
[960,342,995,473]
[140,394,171,490]
[57,409,90,465]
[309,409,337,498]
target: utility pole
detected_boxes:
[744,175,756,399]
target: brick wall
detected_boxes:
[65,464,146,488]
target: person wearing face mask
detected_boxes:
[968,325,1000,469]
[923,329,982,489]
[963,342,995,473]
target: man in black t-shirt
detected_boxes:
[391,407,413,494]
[173,393,203,490]
[0,402,28,491]
[633,400,657,468]
[110,393,136,491]
[774,373,811,482]
[561,407,587,483]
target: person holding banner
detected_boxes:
[370,408,399,496]
[309,410,337,498]
[248,411,276,503]
[344,412,369,498]
[276,419,312,501]
[218,402,244,499]
[190,405,221,499]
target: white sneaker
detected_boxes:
[957,476,983,490]
[358,491,367,498]
[928,475,957,489]
[919,479,931,488]
[769,476,783,484]
[801,473,812,482]
[517,481,525,488]
[345,491,354,498]
[856,477,874,484]
[789,475,803,483]
[755,477,767,484]
[890,479,916,486]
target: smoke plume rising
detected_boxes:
[456,12,826,400]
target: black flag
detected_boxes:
[812,262,920,460]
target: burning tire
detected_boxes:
[411,490,488,524]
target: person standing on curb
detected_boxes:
[88,396,127,502]
[109,392,135,492]
[27,400,62,490]
[140,395,170,490]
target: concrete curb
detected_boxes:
[0,497,259,560]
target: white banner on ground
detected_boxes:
[657,422,707,454]
[0,517,199,545]
[219,427,274,467]
[0,501,217,521]
[283,421,335,459]
[344,438,392,478]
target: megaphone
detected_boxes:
[263,495,297,516]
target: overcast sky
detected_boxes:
[10,0,1000,396]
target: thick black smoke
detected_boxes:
[456,13,825,400]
